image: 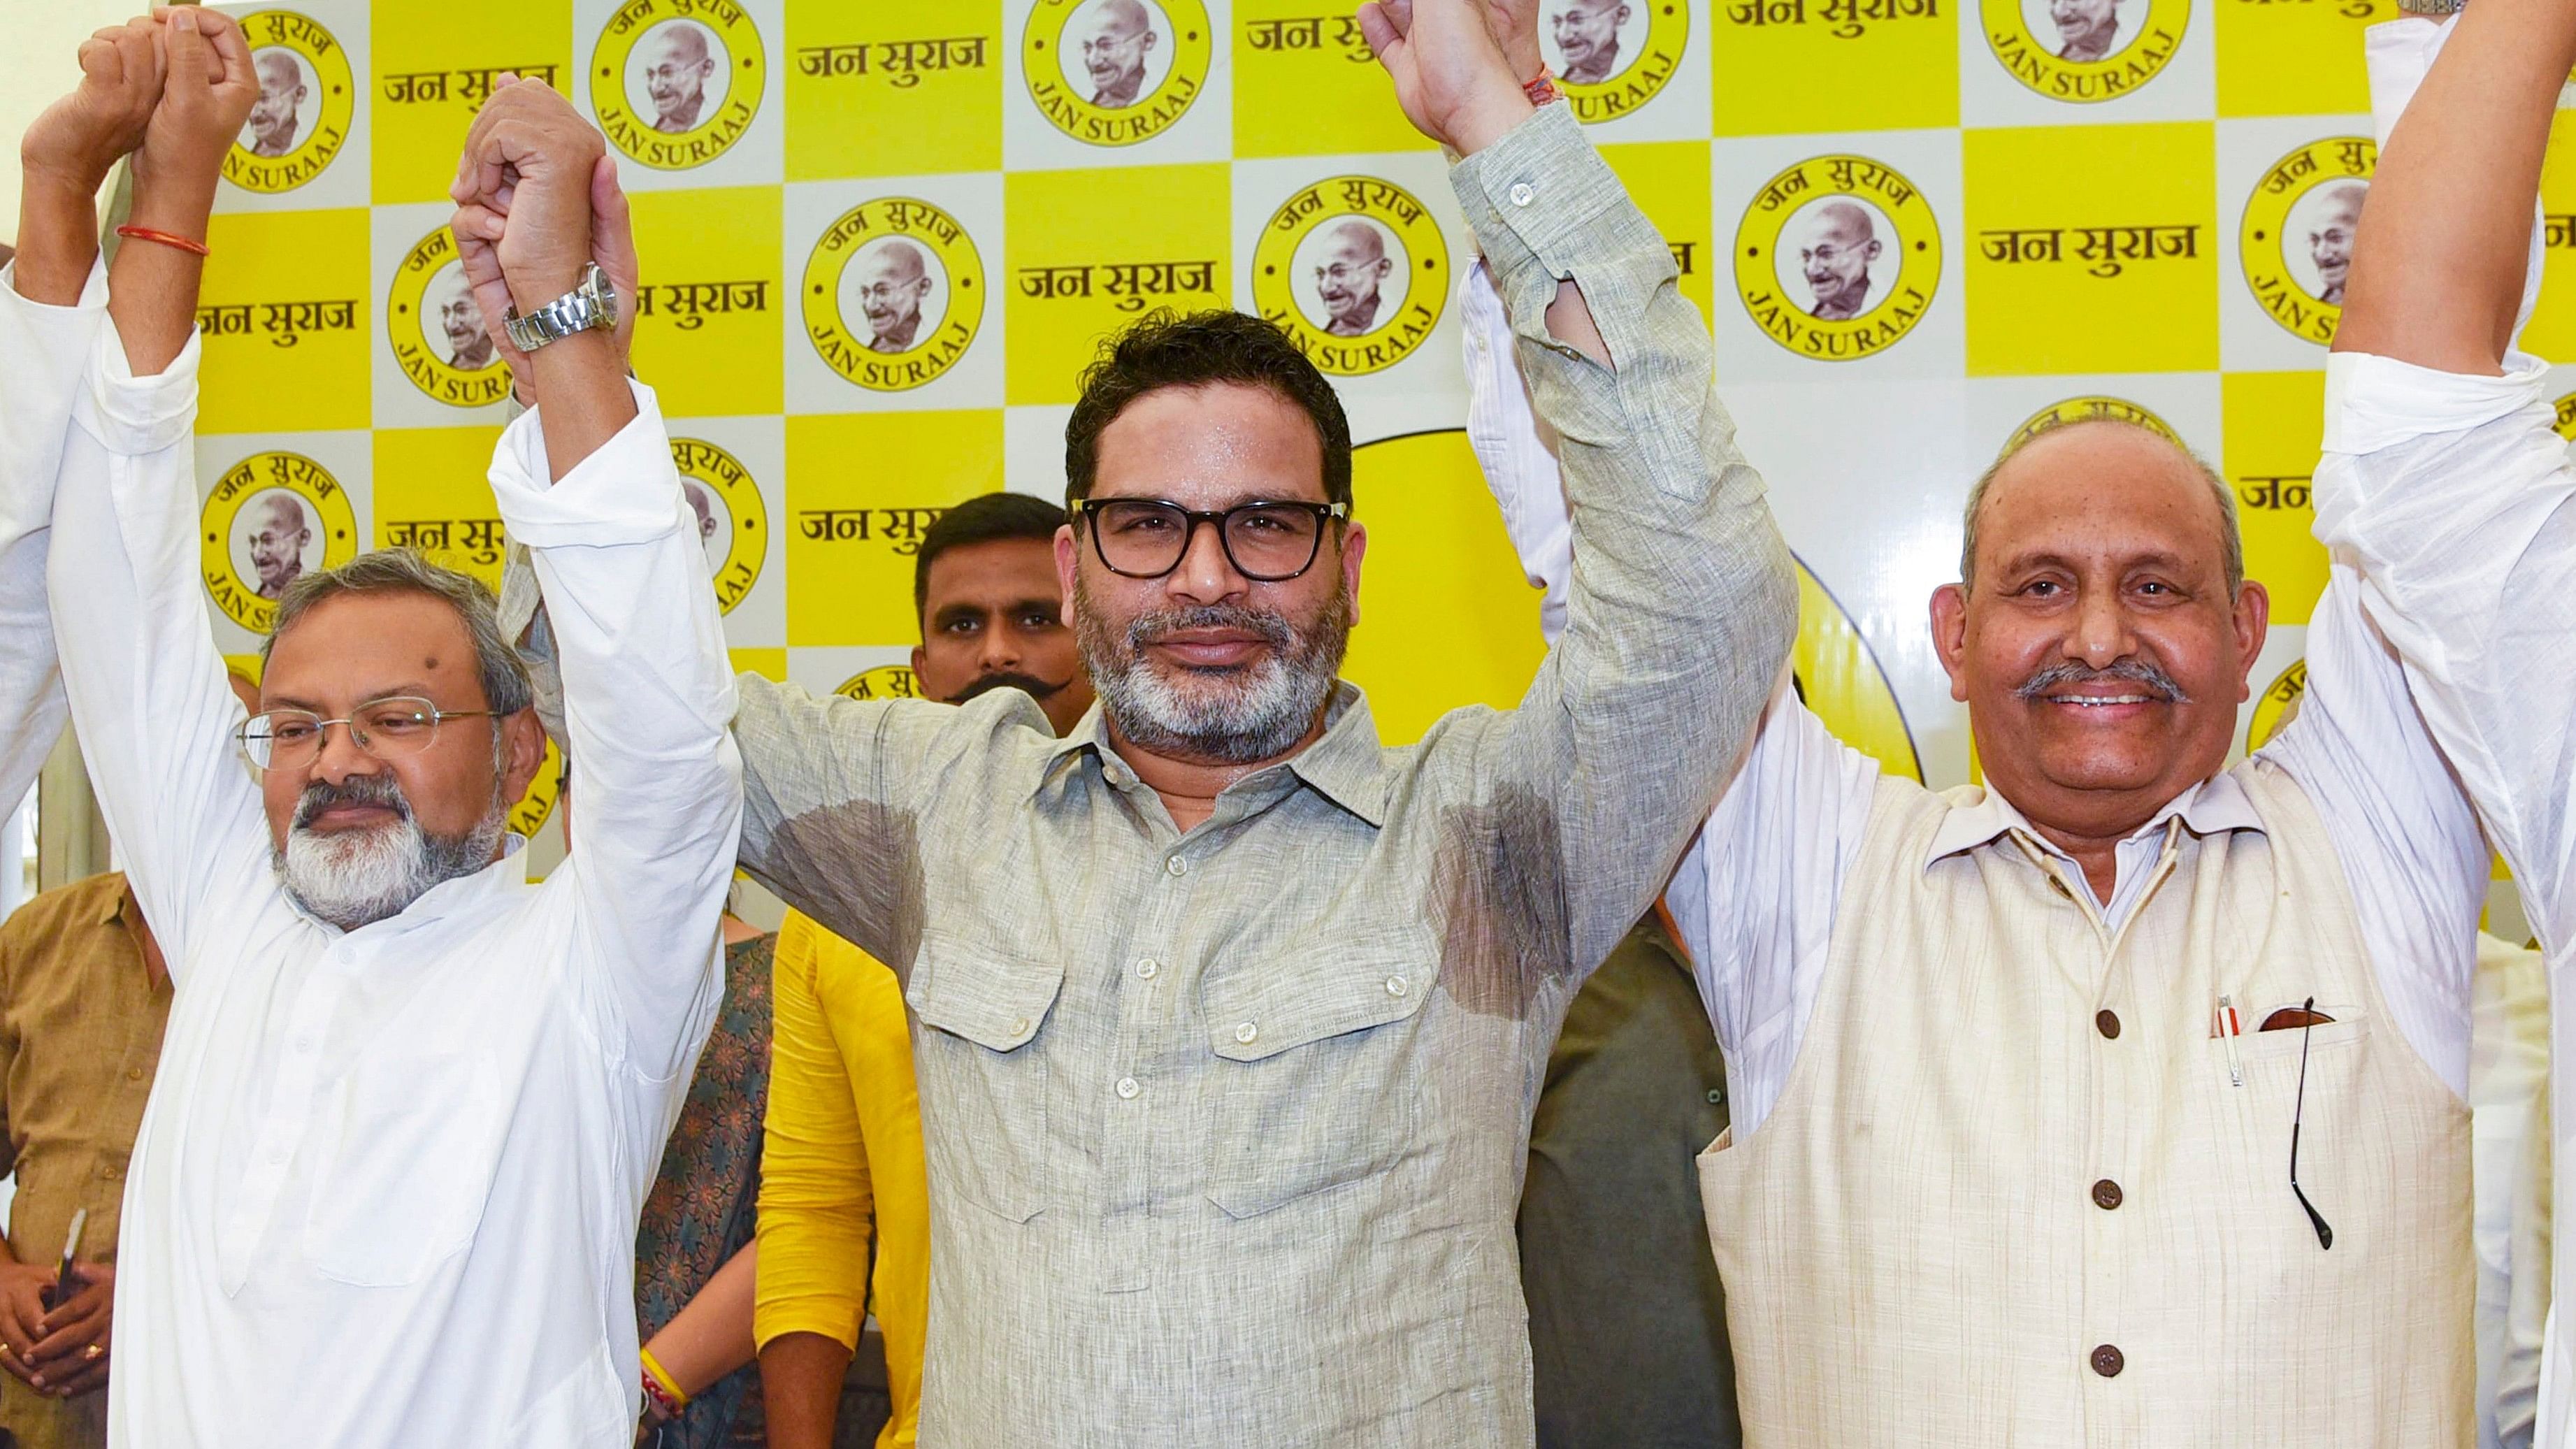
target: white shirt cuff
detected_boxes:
[2319,349,2549,456]
[487,379,688,547]
[80,316,201,454]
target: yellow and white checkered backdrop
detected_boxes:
[185,0,2576,901]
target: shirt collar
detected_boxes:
[1035,682,1390,828]
[1923,770,2266,873]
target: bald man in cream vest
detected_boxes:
[1451,8,2576,1436]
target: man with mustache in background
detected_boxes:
[909,493,1096,737]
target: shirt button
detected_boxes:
[2090,1344,2124,1378]
[2095,1009,2121,1040]
[1009,1017,1031,1038]
[1166,856,1188,878]
[1384,974,1408,997]
[125,1068,144,1081]
[2092,1178,2123,1211]
[1115,1076,1141,1100]
[1235,1021,1258,1045]
[1509,181,1534,207]
[1135,958,1160,980]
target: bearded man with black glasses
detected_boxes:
[709,0,1797,1436]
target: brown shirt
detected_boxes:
[0,872,171,1449]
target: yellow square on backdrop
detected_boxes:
[784,410,1006,647]
[2213,0,2388,119]
[1713,0,1957,135]
[731,647,790,681]
[1964,122,2217,375]
[2219,370,2328,626]
[197,209,370,435]
[1603,140,1715,327]
[1004,166,1230,406]
[373,426,512,594]
[1234,0,1435,159]
[785,0,1002,180]
[2524,111,2576,362]
[628,188,786,418]
[370,2,575,206]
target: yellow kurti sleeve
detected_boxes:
[754,910,930,1449]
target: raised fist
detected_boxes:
[449,78,610,310]
[1356,0,1534,156]
[131,7,258,204]
[19,16,165,200]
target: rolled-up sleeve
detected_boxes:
[487,382,744,1081]
[0,261,109,808]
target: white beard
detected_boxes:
[276,794,505,930]
[1077,587,1350,765]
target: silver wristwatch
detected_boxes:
[2395,0,2461,14]
[502,262,619,353]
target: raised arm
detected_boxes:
[0,23,161,807]
[43,11,273,970]
[453,81,740,1080]
[1369,0,1797,977]
[1454,255,1871,1132]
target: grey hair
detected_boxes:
[259,548,535,717]
[1959,419,2244,596]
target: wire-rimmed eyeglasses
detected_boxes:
[235,696,500,773]
[1072,498,1350,582]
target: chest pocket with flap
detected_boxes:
[906,930,1067,1223]
[1202,923,1440,1220]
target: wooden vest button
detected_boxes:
[2092,1178,2122,1210]
[2091,1344,2124,1378]
[2095,1009,2120,1040]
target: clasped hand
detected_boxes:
[445,78,639,398]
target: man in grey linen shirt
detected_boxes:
[717,0,1796,1440]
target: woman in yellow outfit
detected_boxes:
[756,911,931,1449]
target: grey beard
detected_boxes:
[1076,582,1350,766]
[273,768,508,931]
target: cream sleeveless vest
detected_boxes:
[1697,759,2472,1447]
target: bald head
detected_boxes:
[1316,221,1393,336]
[246,50,307,155]
[1963,420,2241,594]
[642,23,715,131]
[2309,182,2365,302]
[1096,0,1152,38]
[1553,0,1630,81]
[856,240,934,349]
[1083,0,1158,106]
[1799,201,1882,319]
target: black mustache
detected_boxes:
[949,672,1072,705]
[293,771,412,830]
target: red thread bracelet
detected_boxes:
[639,1367,685,1420]
[1523,65,1561,106]
[115,225,210,258]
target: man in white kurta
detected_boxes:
[1456,15,2562,1427]
[36,55,744,1448]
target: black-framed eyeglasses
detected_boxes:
[234,696,501,773]
[2289,995,2335,1250]
[1072,498,1351,583]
